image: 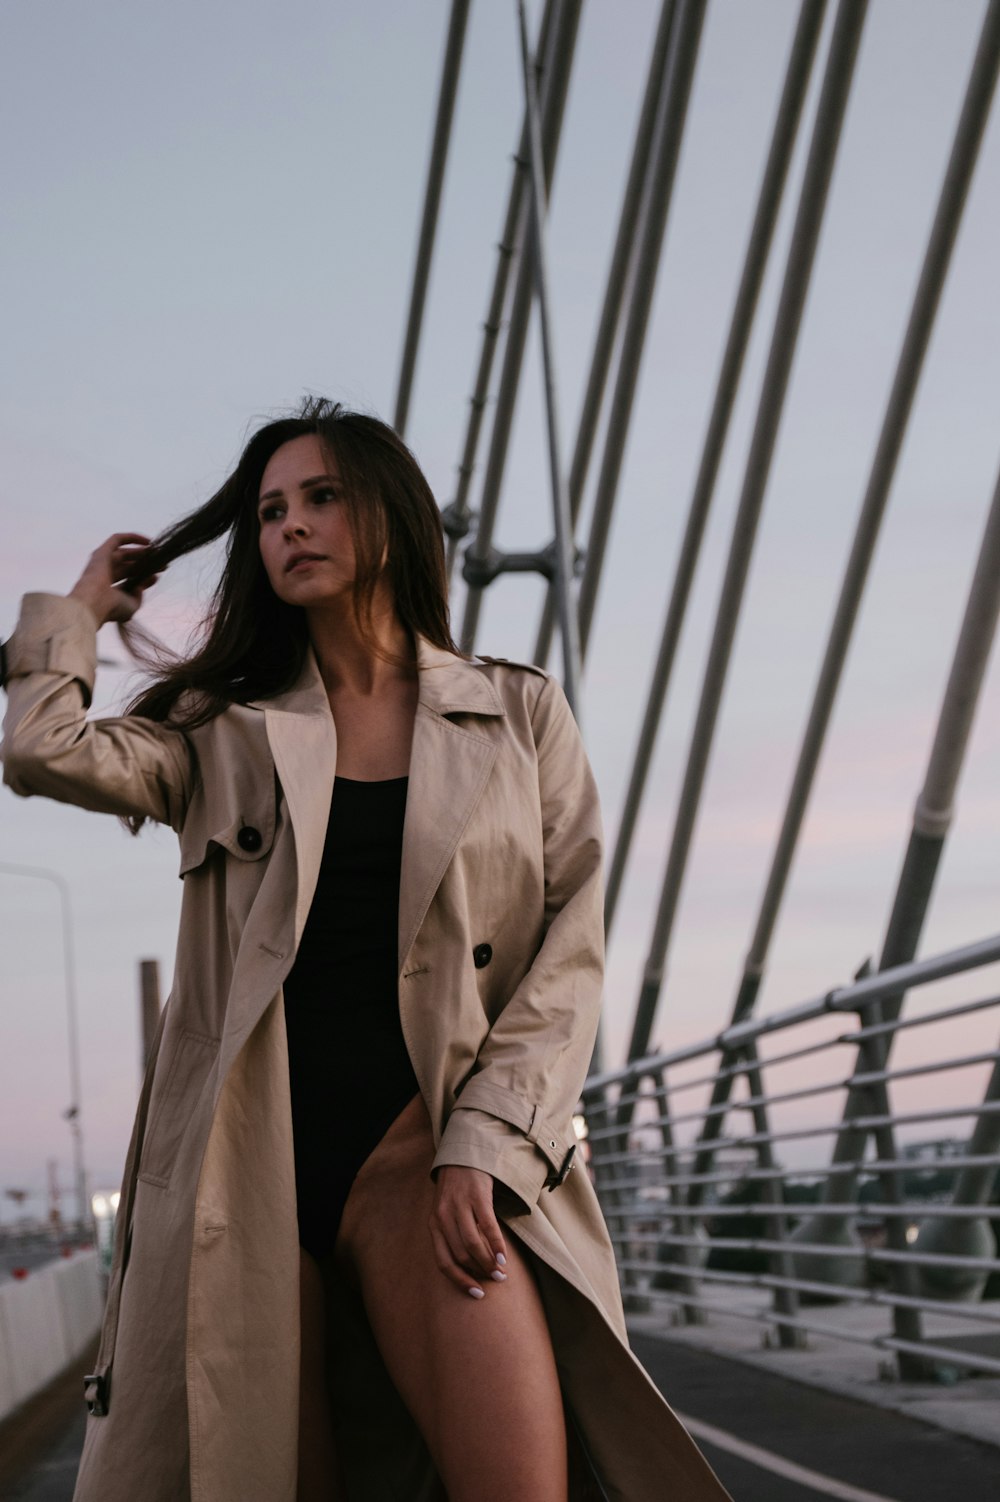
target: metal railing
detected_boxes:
[581,935,1000,1382]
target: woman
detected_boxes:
[1,399,731,1502]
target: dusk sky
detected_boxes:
[2,0,999,1216]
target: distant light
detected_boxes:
[905,1224,919,1245]
[91,1194,108,1217]
[110,1192,121,1211]
[572,1113,589,1141]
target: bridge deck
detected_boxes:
[2,1329,998,1502]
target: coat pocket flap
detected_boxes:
[178,777,277,875]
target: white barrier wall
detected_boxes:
[0,1251,103,1423]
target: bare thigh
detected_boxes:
[335,1093,568,1502]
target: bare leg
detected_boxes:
[297,1245,348,1502]
[336,1094,568,1502]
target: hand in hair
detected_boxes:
[68,533,161,627]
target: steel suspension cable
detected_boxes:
[602,0,828,939]
[625,0,869,1067]
[442,0,559,585]
[453,0,583,625]
[530,0,679,667]
[574,0,709,660]
[394,0,472,437]
[687,0,1000,1194]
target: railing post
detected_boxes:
[683,0,1000,1198]
[738,1041,806,1349]
[650,1066,707,1324]
[913,1056,1000,1303]
[853,1002,930,1380]
[585,1077,642,1300]
[584,940,1000,1380]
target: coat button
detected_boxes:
[473,942,493,969]
[237,825,263,852]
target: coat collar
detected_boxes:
[247,632,503,973]
[247,631,506,721]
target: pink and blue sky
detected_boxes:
[2,0,999,1216]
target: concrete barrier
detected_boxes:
[0,1251,103,1423]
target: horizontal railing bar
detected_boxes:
[588,1155,744,1176]
[586,1053,1000,1141]
[847,1050,1000,1085]
[581,1004,1000,1116]
[586,1036,863,1112]
[617,1258,1000,1323]
[620,1282,1000,1377]
[584,935,1000,1096]
[879,1334,1000,1378]
[729,1101,999,1145]
[635,1230,1000,1272]
[842,990,1000,1045]
[587,1150,1000,1187]
[600,1195,997,1219]
[666,1038,851,1097]
[697,1040,999,1107]
[621,1281,905,1350]
[586,935,1000,1383]
[582,1038,850,1111]
[589,1100,995,1158]
[626,1283,880,1340]
[659,1201,1000,1221]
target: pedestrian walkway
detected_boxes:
[627,1287,1000,1454]
[3,1324,998,1501]
[0,1346,91,1502]
[630,1328,1000,1502]
[1,1410,83,1502]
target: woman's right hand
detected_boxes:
[68,533,161,627]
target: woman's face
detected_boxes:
[257,434,362,609]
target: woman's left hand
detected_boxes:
[429,1166,509,1298]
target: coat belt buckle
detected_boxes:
[84,1372,110,1416]
[546,1141,576,1190]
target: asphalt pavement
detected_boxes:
[0,1347,91,1502]
[631,1330,1000,1502]
[2,1329,999,1500]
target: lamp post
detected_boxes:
[0,862,89,1234]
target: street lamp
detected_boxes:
[0,862,89,1233]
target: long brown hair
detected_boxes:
[119,397,467,731]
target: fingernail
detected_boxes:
[468,1286,485,1300]
[496,1253,507,1267]
[491,1270,507,1282]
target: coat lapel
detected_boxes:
[249,633,505,968]
[398,636,504,973]
[252,657,338,951]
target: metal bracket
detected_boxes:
[461,538,585,589]
[440,499,477,542]
[546,1141,576,1190]
[83,1372,110,1416]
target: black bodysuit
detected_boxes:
[282,774,420,1259]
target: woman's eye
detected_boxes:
[313,487,339,503]
[259,504,282,522]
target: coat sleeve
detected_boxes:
[1,592,196,830]
[431,670,606,1212]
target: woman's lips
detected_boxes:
[286,555,325,572]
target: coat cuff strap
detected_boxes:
[452,1076,576,1188]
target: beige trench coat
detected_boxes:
[1,592,731,1502]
